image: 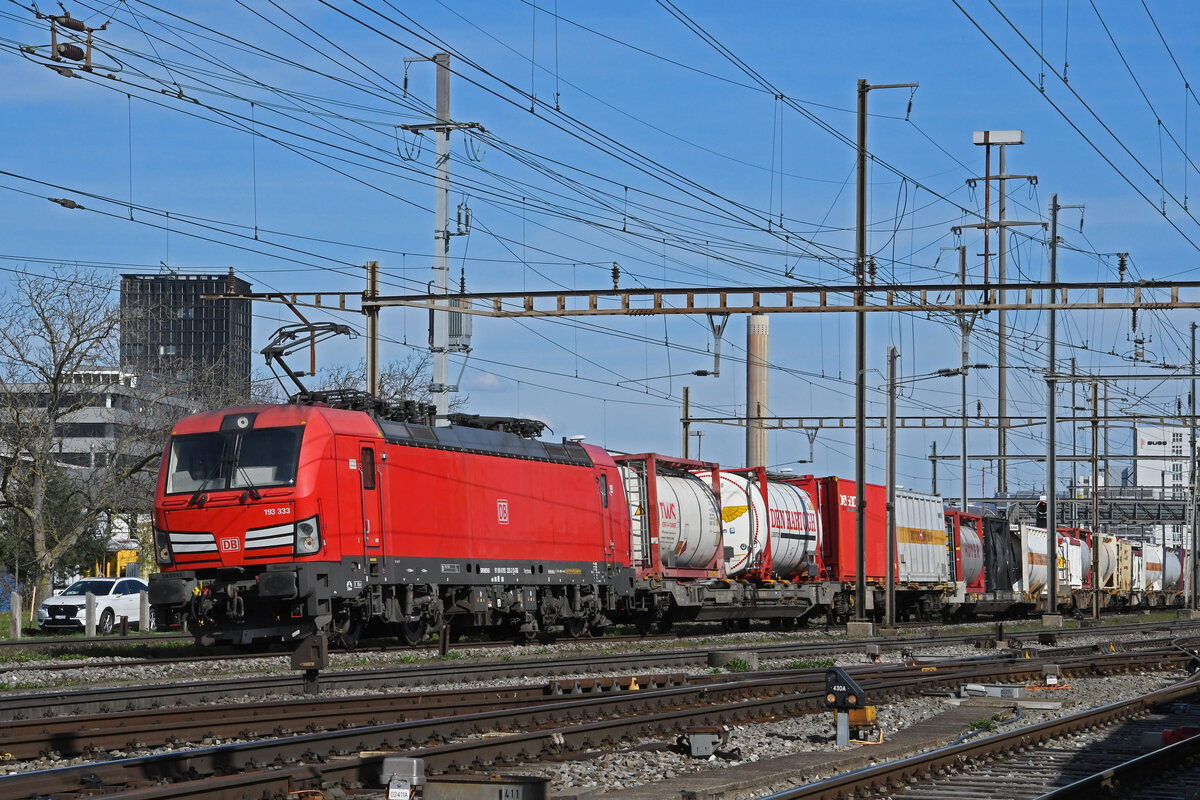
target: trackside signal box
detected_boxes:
[825,667,878,746]
[825,666,866,709]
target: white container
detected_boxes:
[695,471,820,577]
[894,490,950,583]
[621,466,721,570]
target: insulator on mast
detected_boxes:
[56,42,85,61]
[53,14,87,32]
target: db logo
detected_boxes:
[497,499,510,526]
[219,537,241,552]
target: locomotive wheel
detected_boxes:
[634,616,653,636]
[657,618,673,634]
[565,618,588,639]
[399,621,428,646]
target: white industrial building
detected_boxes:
[1134,423,1195,547]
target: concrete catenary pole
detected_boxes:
[1046,193,1060,616]
[1091,381,1100,620]
[1192,323,1198,610]
[886,346,898,627]
[997,143,1009,496]
[854,79,917,622]
[746,313,769,468]
[431,52,451,424]
[957,245,972,512]
[854,79,869,621]
[682,385,691,460]
[366,260,379,397]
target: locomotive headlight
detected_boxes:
[153,528,173,566]
[294,515,321,555]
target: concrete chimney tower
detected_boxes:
[746,313,769,468]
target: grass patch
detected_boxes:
[968,716,999,732]
[723,657,754,673]
[785,658,836,670]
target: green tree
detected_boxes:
[1,462,105,593]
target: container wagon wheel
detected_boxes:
[337,620,364,649]
[565,618,588,639]
[399,620,427,646]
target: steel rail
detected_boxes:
[1,649,1188,799]
[0,621,1191,724]
[759,677,1200,800]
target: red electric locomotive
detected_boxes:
[148,404,633,646]
[150,396,1185,650]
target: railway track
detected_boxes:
[0,645,1191,799]
[1,617,1191,682]
[761,674,1200,800]
[6,625,1195,722]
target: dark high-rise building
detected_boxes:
[120,270,252,397]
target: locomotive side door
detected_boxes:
[358,442,384,560]
[600,468,615,567]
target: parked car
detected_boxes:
[37,577,151,634]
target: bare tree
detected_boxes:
[0,269,185,599]
[314,352,468,410]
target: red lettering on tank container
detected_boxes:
[769,509,803,530]
[659,502,677,520]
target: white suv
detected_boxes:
[37,577,150,634]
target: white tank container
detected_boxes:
[1164,548,1183,590]
[1097,536,1117,586]
[1019,524,1048,597]
[695,471,821,577]
[620,466,722,570]
[1078,539,1092,585]
[1060,535,1084,590]
[1141,545,1179,591]
[957,520,984,586]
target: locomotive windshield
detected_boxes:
[165,426,304,495]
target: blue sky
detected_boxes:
[2,1,1199,498]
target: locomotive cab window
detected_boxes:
[360,447,376,490]
[600,474,609,508]
[165,426,304,495]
